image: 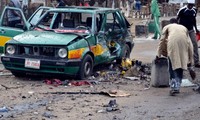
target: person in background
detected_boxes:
[7,0,22,27]
[150,0,161,39]
[126,0,134,18]
[98,0,106,7]
[56,0,66,7]
[53,0,66,28]
[157,18,194,96]
[22,0,28,17]
[177,0,200,68]
[120,0,127,15]
[79,0,90,6]
[112,0,115,8]
[134,0,141,18]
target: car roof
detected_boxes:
[48,6,120,13]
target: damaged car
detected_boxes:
[1,6,134,79]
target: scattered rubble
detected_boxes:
[97,99,119,113]
[0,69,12,76]
[87,59,152,89]
[40,59,152,90]
[0,58,152,119]
[42,111,57,119]
[0,106,9,112]
[193,84,200,93]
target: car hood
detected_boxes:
[12,31,81,45]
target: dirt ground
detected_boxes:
[1,16,200,120]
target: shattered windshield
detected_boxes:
[35,11,93,34]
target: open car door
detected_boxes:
[0,6,51,53]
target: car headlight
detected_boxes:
[6,45,15,55]
[58,48,67,58]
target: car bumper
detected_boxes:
[1,55,81,76]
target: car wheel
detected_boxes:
[116,44,131,64]
[11,71,26,77]
[123,44,131,58]
[77,54,93,80]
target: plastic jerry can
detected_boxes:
[151,57,170,87]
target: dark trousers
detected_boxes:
[189,30,199,65]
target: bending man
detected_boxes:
[157,18,194,95]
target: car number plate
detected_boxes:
[25,58,40,69]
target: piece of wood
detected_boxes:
[1,84,25,90]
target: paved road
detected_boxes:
[131,37,158,63]
[127,37,200,120]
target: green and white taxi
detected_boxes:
[1,6,134,79]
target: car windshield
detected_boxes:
[35,11,94,34]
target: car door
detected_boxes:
[0,6,50,53]
[99,11,127,60]
[28,7,51,27]
[105,11,126,41]
[94,12,112,64]
[0,7,27,53]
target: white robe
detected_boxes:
[157,23,194,70]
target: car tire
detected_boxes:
[11,71,26,77]
[77,54,93,80]
[116,44,131,64]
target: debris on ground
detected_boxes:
[0,69,12,76]
[44,79,99,87]
[0,73,12,76]
[192,84,200,93]
[124,77,140,81]
[44,79,62,87]
[181,79,196,87]
[28,91,35,95]
[41,59,152,90]
[86,59,152,90]
[121,58,132,71]
[0,84,25,90]
[45,90,130,97]
[0,106,9,112]
[106,90,131,97]
[69,80,92,86]
[42,111,57,119]
[97,99,119,113]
